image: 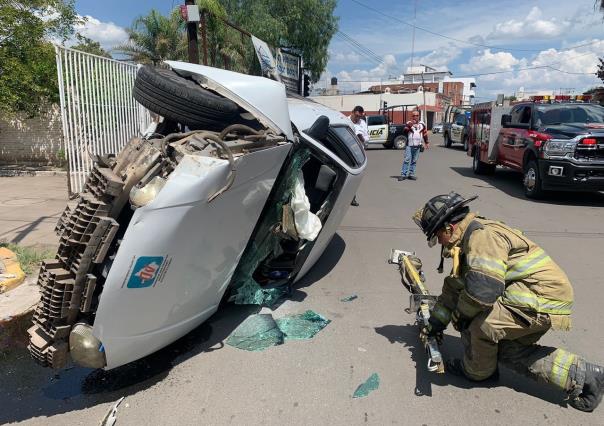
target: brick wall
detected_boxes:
[0,105,64,166]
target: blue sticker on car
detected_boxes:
[127,256,165,288]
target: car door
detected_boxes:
[499,105,529,169]
[367,115,388,144]
[93,61,296,369]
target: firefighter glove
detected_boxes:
[420,316,446,345]
[451,309,472,332]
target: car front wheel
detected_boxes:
[444,132,452,147]
[523,160,544,199]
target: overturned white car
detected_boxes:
[28,62,366,370]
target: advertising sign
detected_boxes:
[276,49,301,93]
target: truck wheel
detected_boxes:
[472,148,496,175]
[133,65,243,131]
[393,135,407,150]
[523,160,544,199]
[444,132,452,147]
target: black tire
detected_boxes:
[472,148,496,175]
[444,132,452,147]
[392,135,407,150]
[463,136,469,152]
[133,65,242,131]
[523,159,544,199]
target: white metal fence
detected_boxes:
[55,45,152,194]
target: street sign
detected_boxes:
[276,49,301,94]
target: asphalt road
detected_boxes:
[2,135,604,425]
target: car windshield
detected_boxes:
[535,104,604,126]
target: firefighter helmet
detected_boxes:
[413,192,477,244]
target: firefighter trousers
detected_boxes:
[461,300,584,394]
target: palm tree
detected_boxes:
[115,9,187,65]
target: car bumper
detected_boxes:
[539,159,604,191]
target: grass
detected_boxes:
[0,243,55,275]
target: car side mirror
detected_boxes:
[501,114,511,127]
[305,115,330,141]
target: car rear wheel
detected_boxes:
[133,65,246,131]
[523,160,544,199]
[472,148,496,175]
[444,132,452,147]
[393,135,407,150]
[463,136,469,152]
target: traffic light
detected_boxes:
[383,101,388,109]
[303,74,310,97]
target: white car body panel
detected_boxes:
[94,144,292,369]
[165,61,294,141]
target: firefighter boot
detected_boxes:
[570,363,604,412]
[445,359,499,382]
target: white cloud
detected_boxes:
[487,6,573,40]
[460,49,521,73]
[75,15,129,49]
[403,44,463,71]
[470,39,604,97]
[336,54,399,82]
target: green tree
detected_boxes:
[0,0,82,116]
[219,0,338,82]
[597,58,604,83]
[72,34,111,58]
[116,9,187,65]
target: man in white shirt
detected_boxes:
[399,109,429,181]
[349,105,369,149]
[348,105,368,206]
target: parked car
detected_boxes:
[468,97,604,198]
[431,122,443,133]
[442,105,472,149]
[28,62,367,370]
[365,104,418,150]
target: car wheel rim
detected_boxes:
[473,153,478,170]
[395,138,405,149]
[524,168,536,191]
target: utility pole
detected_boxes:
[185,0,199,64]
[421,71,427,126]
[410,0,417,70]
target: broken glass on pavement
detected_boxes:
[275,310,331,340]
[225,314,285,351]
[353,373,380,398]
[226,310,330,351]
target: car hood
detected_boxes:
[538,122,604,139]
[165,61,294,141]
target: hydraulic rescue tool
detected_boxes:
[388,249,445,373]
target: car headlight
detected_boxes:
[542,140,576,158]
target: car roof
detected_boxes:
[286,96,352,132]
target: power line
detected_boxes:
[336,31,385,65]
[349,0,604,53]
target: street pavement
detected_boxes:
[1,135,604,425]
[0,176,68,248]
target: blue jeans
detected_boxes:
[401,145,421,176]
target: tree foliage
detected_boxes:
[116,9,187,65]
[597,58,604,84]
[72,34,111,58]
[218,0,338,82]
[0,0,82,116]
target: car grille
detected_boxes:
[574,136,604,161]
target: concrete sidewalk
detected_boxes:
[0,176,69,248]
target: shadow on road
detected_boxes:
[374,323,567,407]
[450,166,604,207]
[0,235,346,423]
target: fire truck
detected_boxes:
[468,95,604,198]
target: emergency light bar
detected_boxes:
[530,95,593,103]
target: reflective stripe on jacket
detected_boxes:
[439,213,574,325]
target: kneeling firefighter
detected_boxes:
[414,192,604,412]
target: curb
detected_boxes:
[0,247,26,293]
[0,275,39,353]
[0,169,68,177]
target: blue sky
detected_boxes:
[73,0,604,98]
